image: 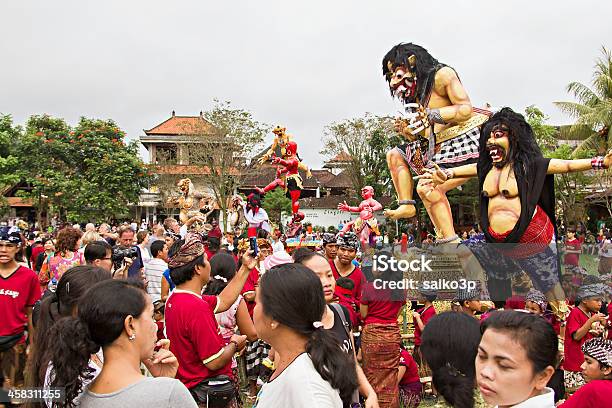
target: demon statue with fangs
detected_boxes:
[337,186,382,251]
[382,43,489,243]
[421,107,612,319]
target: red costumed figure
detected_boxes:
[258,139,312,237]
[337,186,383,251]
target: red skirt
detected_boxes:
[488,205,554,258]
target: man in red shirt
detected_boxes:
[321,233,338,263]
[564,229,582,268]
[563,283,607,392]
[164,232,256,405]
[0,226,41,387]
[412,287,437,368]
[330,232,364,306]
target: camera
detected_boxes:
[112,246,138,269]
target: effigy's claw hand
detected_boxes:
[410,125,425,135]
[431,163,448,185]
[408,120,424,129]
[405,111,420,121]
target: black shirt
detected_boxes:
[326,304,353,356]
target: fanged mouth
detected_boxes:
[487,145,505,162]
[393,81,414,100]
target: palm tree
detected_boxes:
[555,47,612,157]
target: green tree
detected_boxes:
[261,188,291,226]
[0,114,22,216]
[526,106,593,226]
[14,114,151,224]
[321,113,400,196]
[554,47,612,156]
[185,100,269,232]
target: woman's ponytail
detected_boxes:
[431,364,475,408]
[306,328,358,406]
[44,317,99,408]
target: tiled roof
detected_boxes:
[240,167,352,189]
[7,197,34,207]
[153,165,240,176]
[144,114,213,136]
[325,170,353,189]
[240,165,319,188]
[300,195,394,209]
[310,169,335,185]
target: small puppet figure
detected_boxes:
[337,186,383,250]
[232,192,271,240]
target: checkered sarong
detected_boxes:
[397,126,480,175]
[245,339,270,380]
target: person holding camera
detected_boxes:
[113,226,144,280]
[84,240,132,280]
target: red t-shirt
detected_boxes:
[0,266,41,341]
[30,245,44,268]
[399,348,420,385]
[564,307,593,372]
[413,305,436,346]
[330,260,364,304]
[165,290,231,388]
[361,281,404,325]
[564,238,581,266]
[241,267,259,319]
[559,379,612,407]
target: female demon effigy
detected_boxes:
[420,107,612,317]
[381,43,489,243]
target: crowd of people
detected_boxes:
[1,216,612,408]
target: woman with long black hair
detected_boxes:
[41,279,194,408]
[29,265,111,407]
[252,263,358,407]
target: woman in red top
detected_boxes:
[360,250,406,408]
[397,348,422,408]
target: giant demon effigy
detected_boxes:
[381,43,489,244]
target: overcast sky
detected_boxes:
[2,1,611,167]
